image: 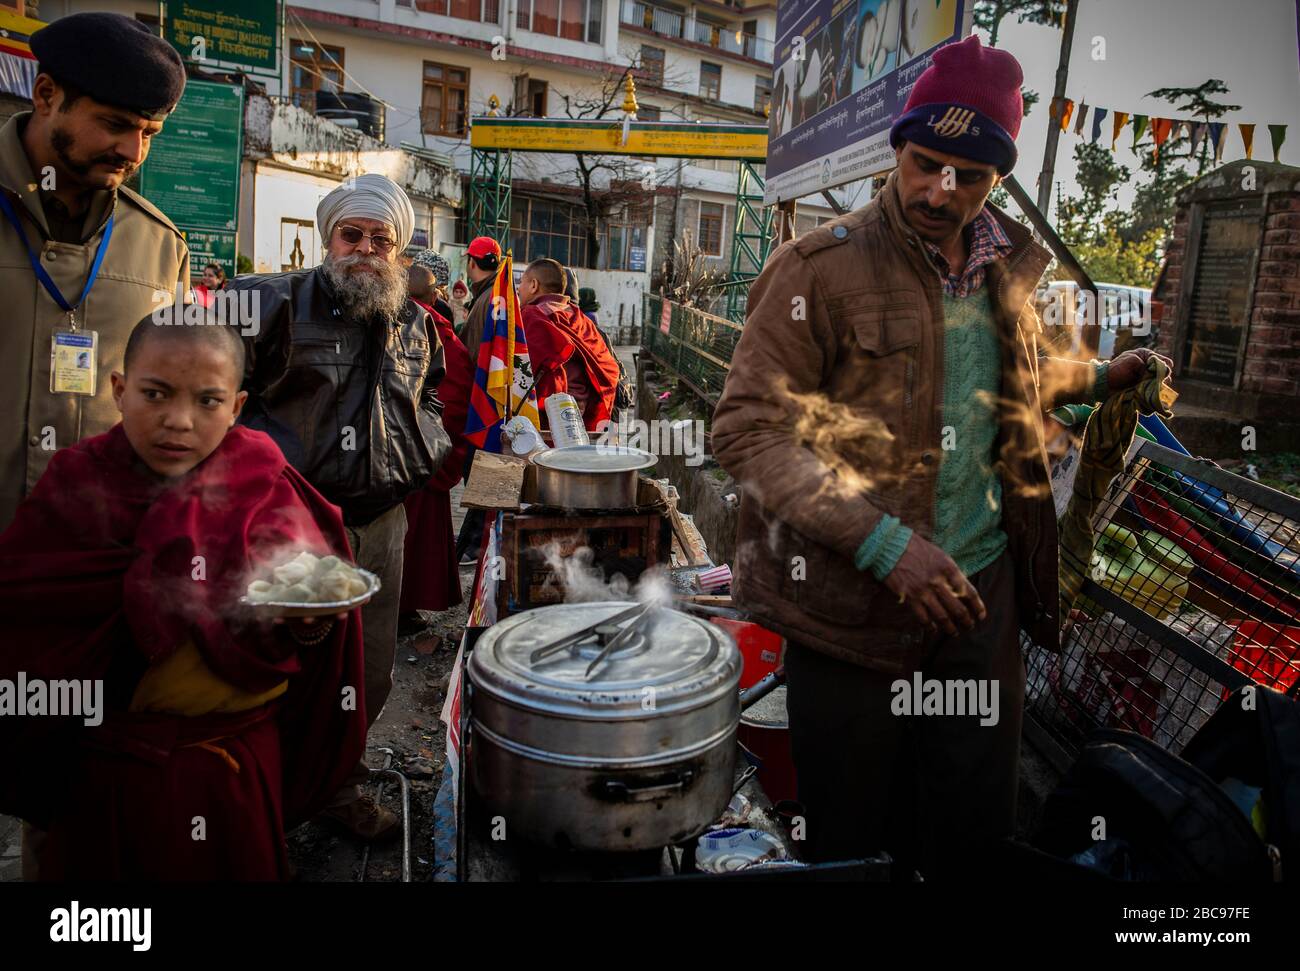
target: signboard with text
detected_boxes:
[138,80,244,232]
[764,0,972,204]
[182,228,237,280]
[164,0,280,73]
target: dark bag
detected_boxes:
[1034,727,1277,881]
[1181,685,1300,874]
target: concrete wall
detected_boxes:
[578,267,652,334]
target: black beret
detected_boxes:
[31,13,186,120]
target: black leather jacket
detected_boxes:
[231,266,452,526]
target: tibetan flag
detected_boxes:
[1090,107,1109,144]
[1209,122,1228,163]
[462,254,542,452]
[1111,111,1130,150]
[1132,114,1149,150]
[1151,118,1174,160]
[1049,97,1064,123]
[1059,99,1076,132]
[1074,103,1089,135]
[1239,123,1256,160]
[1270,124,1288,162]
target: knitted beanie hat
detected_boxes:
[888,34,1024,175]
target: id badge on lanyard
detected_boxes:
[51,320,98,395]
[0,191,114,396]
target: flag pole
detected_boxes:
[503,251,514,421]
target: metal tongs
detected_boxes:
[527,601,658,680]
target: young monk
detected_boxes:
[0,311,367,881]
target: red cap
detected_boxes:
[467,236,502,260]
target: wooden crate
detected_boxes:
[498,510,672,615]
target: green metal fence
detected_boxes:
[642,293,743,405]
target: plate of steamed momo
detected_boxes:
[241,551,380,618]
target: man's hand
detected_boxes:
[881,534,987,637]
[1106,348,1173,393]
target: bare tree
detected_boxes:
[540,51,692,270]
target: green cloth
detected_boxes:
[1057,356,1177,619]
[856,285,1007,579]
[932,288,1008,577]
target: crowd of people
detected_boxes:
[1,13,1180,885]
[0,12,620,880]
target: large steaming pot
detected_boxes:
[467,601,741,852]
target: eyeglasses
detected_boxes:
[336,225,398,253]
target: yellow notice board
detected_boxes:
[470,118,768,161]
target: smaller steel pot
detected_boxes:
[532,445,657,509]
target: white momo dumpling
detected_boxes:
[281,582,314,602]
[246,580,275,603]
[318,570,353,602]
[345,575,369,599]
[272,561,311,586]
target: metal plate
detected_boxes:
[238,568,381,619]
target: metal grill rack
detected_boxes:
[1025,439,1300,771]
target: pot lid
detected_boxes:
[533,445,658,474]
[468,601,739,717]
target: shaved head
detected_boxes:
[524,258,566,296]
[123,310,246,381]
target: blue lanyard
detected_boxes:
[0,190,114,321]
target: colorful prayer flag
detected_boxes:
[1090,107,1108,144]
[1111,111,1130,150]
[1131,114,1149,150]
[1239,123,1256,160]
[1270,124,1287,162]
[1059,99,1075,132]
[1209,122,1227,163]
[462,254,542,452]
[1074,103,1089,135]
[1190,121,1208,157]
[1151,117,1174,160]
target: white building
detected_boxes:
[47,0,840,324]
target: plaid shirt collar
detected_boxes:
[921,207,1015,298]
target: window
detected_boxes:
[518,0,603,41]
[699,62,722,102]
[640,46,665,86]
[416,0,500,20]
[698,202,724,256]
[755,75,772,115]
[638,104,661,122]
[510,198,590,267]
[421,61,470,136]
[290,41,345,111]
[599,205,651,271]
[512,75,549,117]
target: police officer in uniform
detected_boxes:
[0,13,190,531]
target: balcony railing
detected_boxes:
[623,0,685,39]
[693,20,771,61]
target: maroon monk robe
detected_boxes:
[0,424,367,881]
[401,301,472,613]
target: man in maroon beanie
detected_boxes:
[713,34,1172,876]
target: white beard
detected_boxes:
[322,252,409,322]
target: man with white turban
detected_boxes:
[229,173,452,842]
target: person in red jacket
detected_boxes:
[399,257,473,633]
[518,258,620,430]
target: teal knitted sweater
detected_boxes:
[855,285,1106,580]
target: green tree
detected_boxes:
[1147,79,1240,175]
[973,0,1066,46]
[1058,141,1131,241]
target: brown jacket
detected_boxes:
[0,111,189,531]
[712,172,1100,674]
